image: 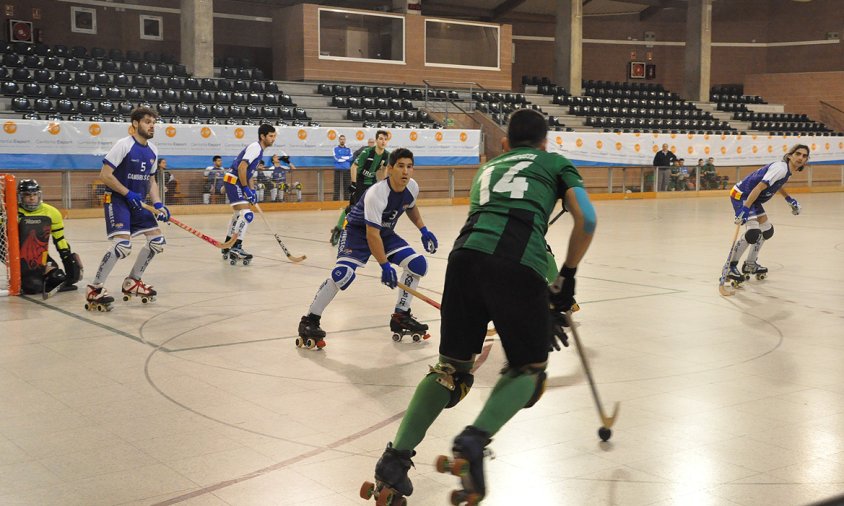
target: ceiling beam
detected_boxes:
[639,0,685,21]
[491,0,527,20]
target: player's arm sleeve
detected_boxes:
[761,163,787,185]
[363,185,387,229]
[46,206,71,251]
[102,138,130,169]
[243,143,262,164]
[406,179,419,209]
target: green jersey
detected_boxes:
[454,147,584,278]
[354,147,390,187]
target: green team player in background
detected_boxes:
[330,132,389,246]
[361,109,597,504]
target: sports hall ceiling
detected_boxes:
[233,0,695,22]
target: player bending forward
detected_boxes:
[298,148,438,349]
[726,144,807,285]
[86,107,170,311]
[361,109,596,505]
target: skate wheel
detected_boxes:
[305,338,316,349]
[315,339,326,349]
[598,426,612,442]
[295,337,304,348]
[412,333,421,343]
[243,260,250,265]
[743,274,751,281]
[450,490,464,506]
[122,295,129,302]
[359,481,375,500]
[141,297,148,304]
[435,455,450,473]
[450,458,469,477]
[757,273,766,280]
[392,332,402,342]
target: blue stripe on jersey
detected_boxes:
[735,162,792,204]
[103,137,158,196]
[346,179,416,233]
[226,142,263,186]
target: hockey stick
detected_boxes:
[718,224,742,296]
[549,207,566,226]
[397,281,497,336]
[565,311,619,438]
[141,203,236,249]
[252,203,307,263]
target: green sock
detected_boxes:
[393,357,473,452]
[472,373,538,436]
[335,209,347,230]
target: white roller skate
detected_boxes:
[84,284,114,312]
[228,246,252,266]
[122,277,157,303]
[742,261,768,281]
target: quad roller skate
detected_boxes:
[329,226,342,247]
[390,309,430,343]
[296,314,326,349]
[228,245,252,266]
[742,261,768,281]
[84,284,114,312]
[360,443,415,506]
[221,236,232,260]
[726,263,745,288]
[121,277,157,303]
[435,426,492,506]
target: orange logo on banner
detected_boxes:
[825,142,830,151]
[737,135,742,141]
[89,124,102,136]
[752,145,758,154]
[615,142,622,151]
[3,121,16,134]
[555,136,562,145]
[298,129,307,140]
[634,132,640,138]
[736,146,742,154]
[386,131,393,141]
[782,144,788,152]
[234,128,245,139]
[200,127,212,138]
[721,134,727,141]
[47,122,60,135]
[704,134,710,141]
[687,146,694,154]
[839,141,843,149]
[721,146,727,155]
[166,126,177,138]
[435,132,443,142]
[687,133,694,140]
[459,132,467,142]
[670,145,677,153]
[670,133,676,139]
[634,144,641,152]
[652,145,659,153]
[596,140,603,149]
[327,130,337,141]
[576,138,583,148]
[652,133,659,139]
[767,145,773,153]
[356,130,365,141]
[704,146,711,155]
[811,143,817,151]
[410,131,418,141]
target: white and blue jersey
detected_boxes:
[730,161,792,219]
[101,136,159,237]
[224,141,263,205]
[338,178,419,266]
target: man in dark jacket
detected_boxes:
[653,143,677,191]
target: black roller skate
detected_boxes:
[742,261,768,281]
[121,277,157,303]
[329,226,342,246]
[84,284,114,312]
[360,443,415,506]
[390,309,430,343]
[221,235,232,260]
[435,426,492,506]
[228,240,252,266]
[296,313,326,349]
[727,262,745,288]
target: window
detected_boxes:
[425,20,499,70]
[140,15,163,41]
[71,6,96,35]
[318,8,405,64]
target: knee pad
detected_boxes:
[112,239,132,259]
[428,362,475,409]
[744,228,762,244]
[503,365,548,409]
[330,263,356,290]
[402,254,428,277]
[148,235,166,254]
[761,223,774,240]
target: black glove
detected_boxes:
[549,310,569,351]
[59,249,83,284]
[549,265,576,313]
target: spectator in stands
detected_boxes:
[653,143,677,191]
[255,159,269,202]
[333,134,353,201]
[672,158,690,191]
[701,157,720,190]
[160,158,178,199]
[204,155,225,204]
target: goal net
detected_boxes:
[0,174,21,296]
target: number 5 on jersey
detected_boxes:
[478,161,531,205]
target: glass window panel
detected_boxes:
[319,9,404,63]
[425,20,499,68]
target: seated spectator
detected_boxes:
[701,156,721,190]
[203,155,226,204]
[255,159,270,202]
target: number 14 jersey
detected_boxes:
[453,147,584,278]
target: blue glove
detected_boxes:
[786,196,801,215]
[734,205,751,225]
[380,262,397,289]
[243,187,257,204]
[124,190,143,211]
[153,202,170,222]
[420,227,438,254]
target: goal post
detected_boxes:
[1,174,21,296]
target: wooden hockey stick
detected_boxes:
[397,281,497,336]
[718,224,742,296]
[252,204,307,263]
[141,203,236,249]
[565,311,620,434]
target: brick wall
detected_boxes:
[745,71,844,121]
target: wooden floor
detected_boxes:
[2,193,844,506]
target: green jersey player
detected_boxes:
[361,109,597,505]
